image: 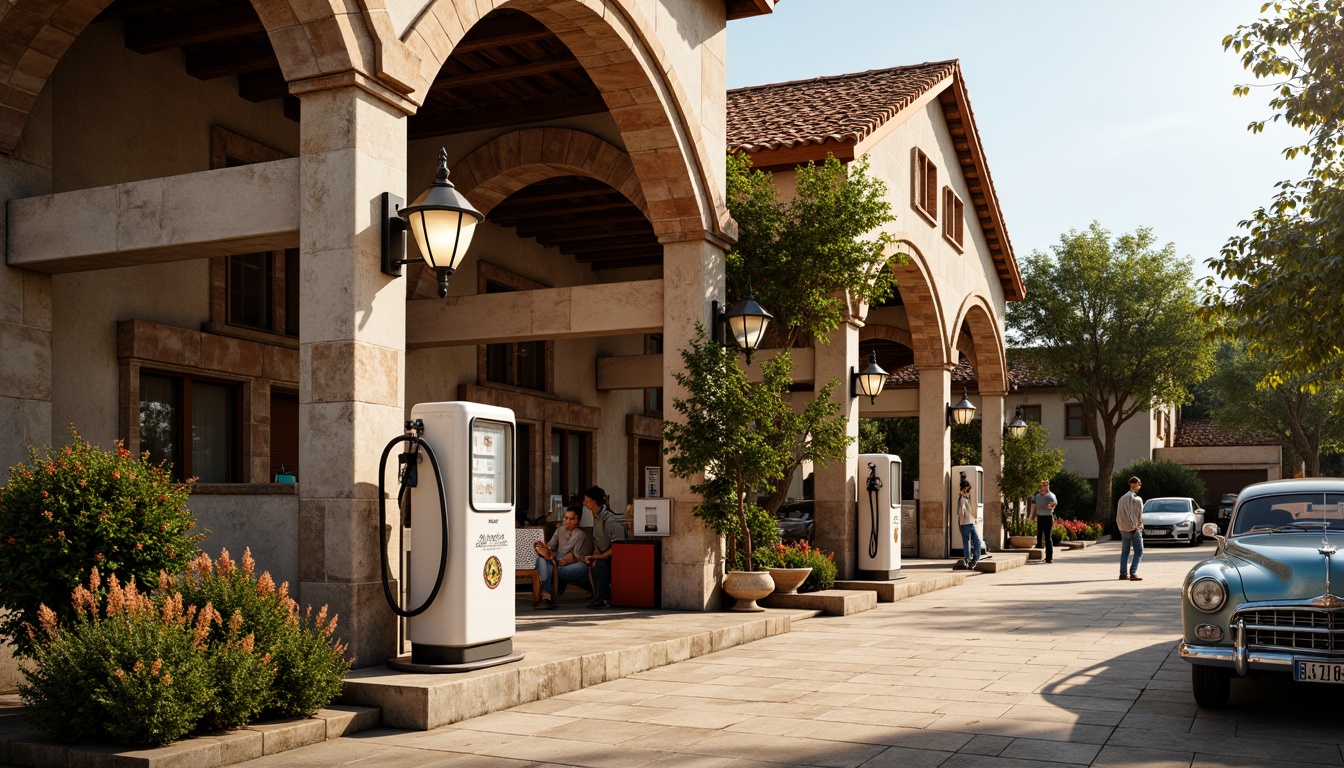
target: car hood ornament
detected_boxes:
[1311,539,1344,608]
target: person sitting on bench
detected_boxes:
[582,485,625,609]
[534,504,592,609]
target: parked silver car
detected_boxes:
[1140,497,1205,546]
[1180,478,1344,708]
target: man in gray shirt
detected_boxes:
[534,505,592,609]
[1032,480,1058,564]
[582,485,625,608]
[1116,476,1144,581]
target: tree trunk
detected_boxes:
[764,466,795,516]
[1093,431,1118,523]
[736,471,753,570]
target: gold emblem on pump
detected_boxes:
[483,555,502,589]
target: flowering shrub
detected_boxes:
[756,540,836,592]
[1055,519,1104,542]
[0,430,200,655]
[177,549,350,719]
[19,550,352,747]
[19,570,215,746]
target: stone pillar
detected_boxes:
[917,365,953,558]
[812,319,860,579]
[0,125,54,479]
[660,238,725,610]
[296,87,407,667]
[979,392,1005,551]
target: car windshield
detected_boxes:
[1143,500,1190,513]
[1231,493,1344,535]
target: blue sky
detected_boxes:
[726,1,1308,282]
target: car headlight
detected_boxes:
[1188,577,1227,613]
[1176,520,1191,528]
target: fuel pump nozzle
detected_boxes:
[399,419,424,489]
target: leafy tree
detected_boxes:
[723,152,897,515]
[725,152,898,350]
[994,423,1064,529]
[663,327,847,570]
[1110,459,1207,520]
[1207,342,1344,476]
[1009,223,1214,521]
[1209,1,1344,382]
[1048,470,1097,522]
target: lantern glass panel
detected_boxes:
[407,209,477,272]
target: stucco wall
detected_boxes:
[1005,393,1168,479]
[1155,444,1282,476]
[190,491,301,600]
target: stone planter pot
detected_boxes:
[1008,535,1037,549]
[768,567,813,595]
[723,570,774,612]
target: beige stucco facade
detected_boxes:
[0,0,774,682]
[1005,392,1179,480]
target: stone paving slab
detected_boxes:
[834,573,965,602]
[341,600,817,731]
[759,589,876,615]
[0,702,378,768]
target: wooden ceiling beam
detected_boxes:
[514,213,648,234]
[408,92,608,138]
[430,58,585,92]
[491,199,633,221]
[547,234,657,251]
[126,6,265,54]
[238,69,288,102]
[520,224,652,243]
[503,186,618,205]
[186,45,279,80]
[452,28,555,56]
[96,0,183,22]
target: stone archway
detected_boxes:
[952,295,1008,396]
[401,0,724,244]
[409,127,649,298]
[887,238,951,368]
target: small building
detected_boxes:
[1155,418,1282,511]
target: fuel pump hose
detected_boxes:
[866,463,881,560]
[377,426,450,618]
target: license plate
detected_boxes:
[1294,660,1344,684]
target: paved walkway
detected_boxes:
[189,542,1344,766]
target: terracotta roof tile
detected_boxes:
[884,351,1064,390]
[727,61,958,154]
[1175,419,1279,448]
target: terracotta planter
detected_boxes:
[1008,535,1037,549]
[723,570,774,612]
[768,567,812,595]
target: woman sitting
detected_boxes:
[534,504,592,609]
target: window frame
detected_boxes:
[1065,403,1092,438]
[941,186,965,251]
[1020,404,1042,424]
[549,427,593,507]
[138,368,243,483]
[910,147,938,226]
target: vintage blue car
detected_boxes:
[1180,478,1344,708]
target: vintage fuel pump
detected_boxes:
[377,401,523,672]
[857,453,903,580]
[949,464,984,559]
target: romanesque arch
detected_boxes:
[858,324,913,348]
[886,238,951,368]
[952,295,1008,395]
[401,0,722,244]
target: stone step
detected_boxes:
[0,704,379,768]
[1062,539,1099,549]
[951,552,1030,572]
[834,574,965,602]
[758,589,877,616]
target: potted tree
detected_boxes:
[664,329,848,610]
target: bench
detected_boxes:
[515,528,545,604]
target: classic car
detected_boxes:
[1140,497,1205,546]
[1180,478,1344,708]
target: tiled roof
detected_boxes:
[727,61,957,154]
[1175,419,1279,448]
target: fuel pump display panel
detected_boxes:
[470,419,512,510]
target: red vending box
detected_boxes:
[611,540,661,608]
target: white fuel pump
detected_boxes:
[378,401,523,672]
[950,465,984,559]
[857,453,903,580]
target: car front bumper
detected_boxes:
[1179,642,1299,674]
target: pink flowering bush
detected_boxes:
[0,429,200,655]
[1054,519,1104,542]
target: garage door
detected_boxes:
[1198,469,1268,511]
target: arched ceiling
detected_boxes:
[489,175,660,270]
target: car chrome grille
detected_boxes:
[1144,526,1172,536]
[1237,608,1344,654]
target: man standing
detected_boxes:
[1032,480,1058,564]
[1117,476,1144,581]
[582,485,625,608]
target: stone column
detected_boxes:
[917,364,953,558]
[0,128,54,480]
[296,87,407,667]
[660,238,725,610]
[979,392,1005,550]
[812,319,860,579]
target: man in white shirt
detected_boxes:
[1031,481,1058,564]
[1116,476,1145,581]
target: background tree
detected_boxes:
[994,423,1064,529]
[663,327,847,570]
[1207,342,1344,476]
[1009,223,1214,521]
[725,152,898,513]
[1209,1,1344,382]
[1109,459,1207,536]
